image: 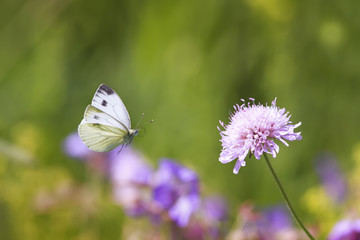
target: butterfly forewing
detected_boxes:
[78,120,128,152]
[91,84,131,129]
[83,105,127,131]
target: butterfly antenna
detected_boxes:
[138,119,154,137]
[142,119,154,127]
[135,113,145,129]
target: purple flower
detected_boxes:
[260,205,293,234]
[315,152,347,203]
[199,196,228,239]
[110,146,153,216]
[153,159,200,227]
[228,203,303,240]
[109,146,152,185]
[218,98,302,174]
[328,219,360,240]
[184,196,228,239]
[202,196,228,222]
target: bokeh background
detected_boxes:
[1,0,360,239]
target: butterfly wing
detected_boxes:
[83,105,128,131]
[78,120,128,152]
[91,84,131,130]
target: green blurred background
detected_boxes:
[1,0,360,239]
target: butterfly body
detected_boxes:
[124,129,139,144]
[78,84,139,152]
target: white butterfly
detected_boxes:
[78,84,144,152]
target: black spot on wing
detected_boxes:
[94,115,99,120]
[99,84,114,95]
[101,100,107,106]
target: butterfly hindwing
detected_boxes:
[91,84,131,129]
[78,120,128,152]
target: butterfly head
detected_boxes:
[129,128,139,137]
[122,129,138,145]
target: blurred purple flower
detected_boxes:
[328,219,360,240]
[218,98,302,174]
[110,146,153,216]
[109,146,152,185]
[63,132,92,159]
[315,152,347,203]
[198,196,228,239]
[259,205,293,235]
[184,196,228,240]
[153,159,200,227]
[202,196,228,222]
[228,203,303,240]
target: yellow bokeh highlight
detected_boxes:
[10,121,42,155]
[246,0,293,22]
[301,186,338,235]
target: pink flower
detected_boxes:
[218,98,302,174]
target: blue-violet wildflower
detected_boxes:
[153,159,200,227]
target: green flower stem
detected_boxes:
[263,153,315,240]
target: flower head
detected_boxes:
[152,159,200,227]
[218,98,302,174]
